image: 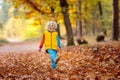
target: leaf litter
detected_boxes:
[0,41,120,80]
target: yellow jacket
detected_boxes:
[44,31,58,50]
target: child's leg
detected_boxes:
[47,49,57,69]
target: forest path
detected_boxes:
[0,41,40,54]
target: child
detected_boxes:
[39,21,61,69]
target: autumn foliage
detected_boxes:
[0,41,120,80]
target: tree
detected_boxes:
[60,0,74,46]
[0,2,9,24]
[0,23,3,36]
[5,0,75,45]
[50,6,62,39]
[112,0,119,40]
[77,0,82,38]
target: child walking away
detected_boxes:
[39,21,61,69]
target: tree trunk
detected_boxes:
[92,25,96,35]
[50,7,62,39]
[56,24,62,38]
[77,21,82,37]
[60,0,74,46]
[62,11,74,46]
[77,0,82,38]
[98,1,103,16]
[112,0,119,40]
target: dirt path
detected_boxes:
[0,41,40,54]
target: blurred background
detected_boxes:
[0,0,119,45]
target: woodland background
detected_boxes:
[0,0,120,80]
[0,0,119,44]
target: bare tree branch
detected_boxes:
[26,0,51,14]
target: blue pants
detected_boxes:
[47,49,57,69]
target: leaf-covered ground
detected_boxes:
[0,41,120,80]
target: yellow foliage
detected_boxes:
[25,25,41,38]
[23,19,45,39]
[24,11,38,19]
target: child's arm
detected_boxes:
[39,34,45,51]
[57,35,61,49]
